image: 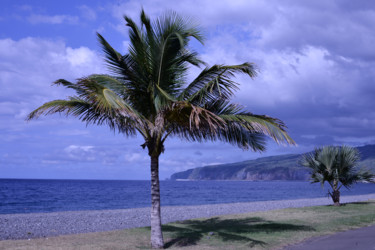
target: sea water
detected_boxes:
[0,179,374,214]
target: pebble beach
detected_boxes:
[1,193,375,240]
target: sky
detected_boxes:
[1,0,375,180]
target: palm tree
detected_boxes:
[301,145,375,206]
[27,10,295,248]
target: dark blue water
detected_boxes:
[0,179,374,214]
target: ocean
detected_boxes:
[0,179,374,214]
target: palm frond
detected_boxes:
[151,14,204,109]
[166,121,267,151]
[73,77,139,118]
[26,98,137,135]
[153,10,204,45]
[120,10,206,116]
[163,100,270,151]
[178,63,257,104]
[232,114,294,145]
[53,79,86,95]
[84,75,127,97]
[27,98,87,120]
[28,75,147,134]
[301,145,375,190]
[204,99,295,145]
[355,168,375,183]
[165,101,224,132]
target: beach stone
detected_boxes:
[1,193,375,240]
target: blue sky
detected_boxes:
[1,0,375,180]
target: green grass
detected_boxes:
[1,201,375,250]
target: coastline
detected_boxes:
[1,193,375,240]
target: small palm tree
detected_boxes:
[27,10,295,248]
[301,145,375,206]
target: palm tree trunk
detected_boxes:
[332,189,340,206]
[150,155,164,248]
[331,180,340,206]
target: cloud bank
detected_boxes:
[1,0,375,179]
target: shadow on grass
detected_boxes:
[342,201,374,205]
[163,217,315,248]
[314,201,374,209]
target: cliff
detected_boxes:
[170,145,375,181]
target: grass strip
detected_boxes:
[1,200,375,250]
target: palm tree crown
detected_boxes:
[27,10,295,248]
[301,145,374,205]
[28,10,293,153]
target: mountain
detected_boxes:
[170,144,375,181]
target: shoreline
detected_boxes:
[1,193,375,240]
[1,190,374,216]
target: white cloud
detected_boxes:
[78,5,97,21]
[0,102,18,115]
[124,153,142,162]
[41,160,60,165]
[64,145,96,161]
[0,152,30,165]
[0,36,110,172]
[114,0,375,61]
[65,47,98,67]
[334,135,375,145]
[111,0,275,28]
[51,129,90,136]
[18,5,33,12]
[64,145,94,153]
[0,37,104,117]
[28,14,79,25]
[239,46,338,106]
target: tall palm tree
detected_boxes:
[301,145,375,206]
[27,10,295,248]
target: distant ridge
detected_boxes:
[170,144,375,181]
